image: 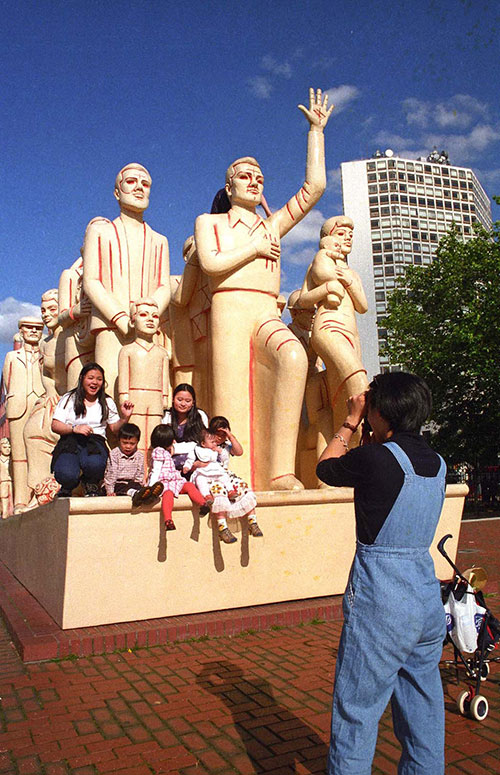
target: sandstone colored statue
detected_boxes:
[287,290,323,379]
[0,437,13,518]
[118,298,170,467]
[298,216,368,453]
[58,256,94,391]
[24,290,66,505]
[2,317,44,512]
[194,88,333,490]
[82,164,170,398]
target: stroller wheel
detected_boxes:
[480,661,490,681]
[457,689,471,716]
[469,694,489,721]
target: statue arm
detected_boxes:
[172,258,199,307]
[57,268,90,328]
[117,349,131,402]
[82,222,130,337]
[162,351,170,409]
[150,236,171,316]
[275,89,333,239]
[195,215,273,275]
[342,270,368,314]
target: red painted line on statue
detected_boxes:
[111,221,123,274]
[214,224,221,253]
[212,288,278,300]
[276,338,296,352]
[286,202,295,221]
[141,223,147,298]
[109,242,114,292]
[270,473,295,483]
[98,236,103,283]
[256,318,278,336]
[330,369,368,410]
[249,338,255,489]
[158,243,163,283]
[294,193,304,214]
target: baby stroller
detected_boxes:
[438,533,500,721]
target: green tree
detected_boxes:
[383,215,500,467]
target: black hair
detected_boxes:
[151,424,175,449]
[64,362,109,421]
[208,416,231,433]
[368,372,432,433]
[118,423,141,441]
[210,188,231,214]
[169,383,205,443]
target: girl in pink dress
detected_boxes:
[148,424,207,530]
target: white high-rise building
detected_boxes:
[341,152,492,376]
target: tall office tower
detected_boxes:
[341,151,492,376]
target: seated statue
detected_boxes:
[194,89,333,490]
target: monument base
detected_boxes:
[0,486,467,630]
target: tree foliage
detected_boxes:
[383,215,500,466]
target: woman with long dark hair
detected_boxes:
[161,383,208,473]
[51,362,133,496]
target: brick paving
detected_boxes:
[0,518,499,774]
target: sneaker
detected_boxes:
[56,489,72,498]
[219,527,237,544]
[248,522,263,537]
[199,504,211,516]
[164,519,176,531]
[132,486,152,508]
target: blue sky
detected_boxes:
[1,0,499,365]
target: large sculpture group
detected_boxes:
[0,89,369,516]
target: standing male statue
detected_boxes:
[82,163,170,398]
[2,317,45,512]
[195,89,332,490]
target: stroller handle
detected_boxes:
[437,533,468,582]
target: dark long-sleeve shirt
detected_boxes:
[316,432,443,544]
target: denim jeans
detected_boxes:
[53,435,108,493]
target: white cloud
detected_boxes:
[403,94,489,131]
[325,85,360,114]
[283,246,316,266]
[247,75,273,100]
[261,55,292,79]
[0,297,42,343]
[423,124,500,162]
[477,167,500,188]
[327,168,342,193]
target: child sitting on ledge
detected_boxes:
[103,423,163,506]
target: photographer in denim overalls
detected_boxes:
[317,372,446,775]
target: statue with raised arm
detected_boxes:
[58,256,94,391]
[2,317,44,512]
[118,298,170,467]
[82,164,170,398]
[298,216,369,455]
[194,89,332,490]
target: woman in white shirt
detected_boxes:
[51,362,133,496]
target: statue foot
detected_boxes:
[270,474,304,491]
[13,504,28,515]
[318,482,333,489]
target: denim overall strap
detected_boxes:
[373,441,446,549]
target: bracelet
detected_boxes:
[333,433,349,451]
[342,421,358,432]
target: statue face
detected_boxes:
[114,167,151,213]
[134,304,160,335]
[331,226,353,256]
[41,298,59,330]
[20,323,43,346]
[0,438,10,455]
[226,163,264,208]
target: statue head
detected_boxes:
[41,289,59,331]
[114,163,152,214]
[18,317,44,346]
[287,289,314,328]
[225,157,264,209]
[130,297,160,336]
[320,216,354,256]
[0,438,11,456]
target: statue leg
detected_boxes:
[9,418,29,511]
[94,329,127,402]
[254,316,308,490]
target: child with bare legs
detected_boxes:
[148,424,208,531]
[208,416,263,539]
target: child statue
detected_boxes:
[118,298,170,468]
[0,438,13,518]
